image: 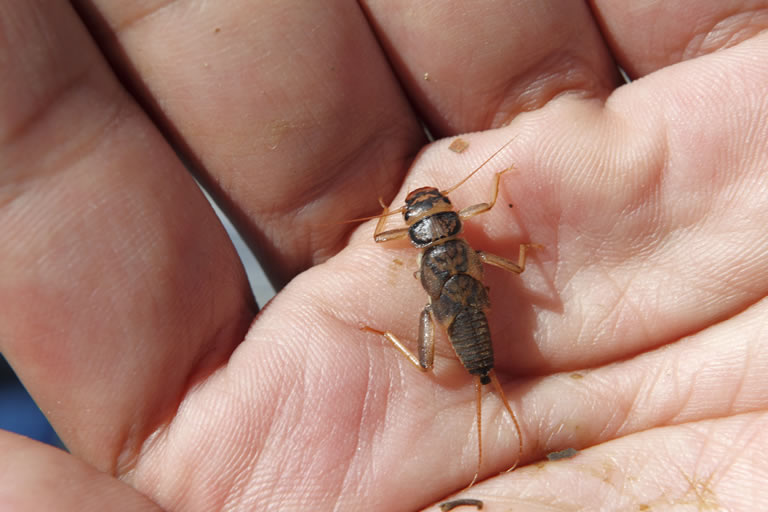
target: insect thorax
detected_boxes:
[420,239,484,299]
[403,187,452,222]
[408,211,462,248]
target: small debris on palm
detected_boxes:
[448,138,469,153]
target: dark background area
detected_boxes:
[0,354,62,447]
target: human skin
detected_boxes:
[1,1,768,510]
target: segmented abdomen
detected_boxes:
[448,307,493,376]
[421,239,494,377]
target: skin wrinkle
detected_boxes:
[577,265,632,349]
[196,403,246,510]
[604,452,632,498]
[266,315,364,507]
[727,414,767,473]
[226,419,270,510]
[0,5,80,140]
[678,423,729,504]
[715,226,768,295]
[664,457,716,508]
[1,63,88,149]
[684,8,768,60]
[631,449,671,505]
[731,327,761,412]
[587,371,634,442]
[636,355,687,431]
[334,350,377,509]
[661,352,687,425]
[684,258,755,314]
[719,338,750,419]
[685,472,721,509]
[624,165,666,251]
[694,301,768,415]
[204,385,254,509]
[676,420,740,508]
[2,77,125,196]
[742,336,767,413]
[551,217,579,300]
[223,344,298,505]
[563,287,590,356]
[621,297,764,435]
[609,269,650,343]
[603,393,635,442]
[493,53,615,128]
[118,277,253,475]
[261,370,304,504]
[290,120,411,216]
[94,0,180,33]
[298,132,412,255]
[324,335,384,509]
[203,403,252,510]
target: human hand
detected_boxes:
[2,1,767,511]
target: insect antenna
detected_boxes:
[440,135,517,196]
[322,202,405,227]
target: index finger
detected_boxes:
[0,1,253,472]
[361,0,621,135]
[74,0,427,287]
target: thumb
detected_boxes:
[0,430,161,511]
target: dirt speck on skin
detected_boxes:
[546,447,579,461]
[439,498,483,511]
[448,138,469,153]
[386,255,412,287]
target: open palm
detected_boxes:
[2,1,767,510]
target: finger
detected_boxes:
[592,0,768,77]
[423,411,768,511]
[0,430,162,511]
[361,0,620,135]
[0,1,253,473]
[73,0,427,287]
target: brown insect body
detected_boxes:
[406,189,494,384]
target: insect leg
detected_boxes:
[361,306,435,371]
[457,167,514,220]
[477,243,539,274]
[488,370,523,471]
[417,305,436,370]
[374,226,409,243]
[372,202,410,243]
